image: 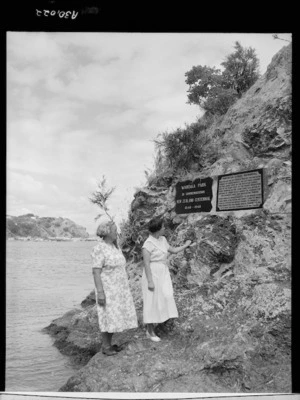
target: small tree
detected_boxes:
[203,86,238,115]
[185,41,260,115]
[221,41,260,94]
[185,65,224,110]
[88,175,115,222]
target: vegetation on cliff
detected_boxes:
[185,41,260,115]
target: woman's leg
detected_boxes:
[146,323,156,335]
[102,332,113,349]
[107,332,113,346]
[146,323,161,341]
[102,332,117,355]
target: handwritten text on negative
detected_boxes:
[36,9,79,19]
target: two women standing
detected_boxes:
[91,217,193,355]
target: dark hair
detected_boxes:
[148,217,164,233]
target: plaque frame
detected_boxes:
[216,168,264,212]
[175,176,213,214]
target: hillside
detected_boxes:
[44,44,292,393]
[6,214,89,239]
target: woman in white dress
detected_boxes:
[91,220,138,355]
[142,217,193,341]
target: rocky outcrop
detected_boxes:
[50,211,290,392]
[6,214,89,239]
[43,309,102,366]
[206,43,291,163]
[45,44,291,393]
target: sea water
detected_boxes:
[6,240,96,391]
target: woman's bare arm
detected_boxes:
[142,248,155,291]
[92,268,106,306]
[168,240,194,254]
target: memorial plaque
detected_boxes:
[175,177,213,214]
[216,169,264,211]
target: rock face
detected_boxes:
[6,214,89,239]
[45,44,291,393]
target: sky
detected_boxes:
[7,32,292,235]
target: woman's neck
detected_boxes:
[104,237,115,246]
[150,232,160,239]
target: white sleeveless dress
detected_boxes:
[142,235,178,324]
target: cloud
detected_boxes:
[7,65,44,86]
[95,108,143,131]
[6,32,292,234]
[8,32,63,62]
[7,171,67,205]
[6,170,99,231]
[57,32,144,63]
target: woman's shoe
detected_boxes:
[111,344,124,352]
[146,330,161,342]
[102,346,118,356]
[112,340,130,352]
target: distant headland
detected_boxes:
[6,214,97,242]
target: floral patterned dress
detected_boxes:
[91,240,138,333]
[142,235,178,324]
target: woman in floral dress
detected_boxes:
[142,217,193,341]
[91,220,138,355]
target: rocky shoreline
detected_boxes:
[45,229,291,393]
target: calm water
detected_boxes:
[6,240,96,392]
